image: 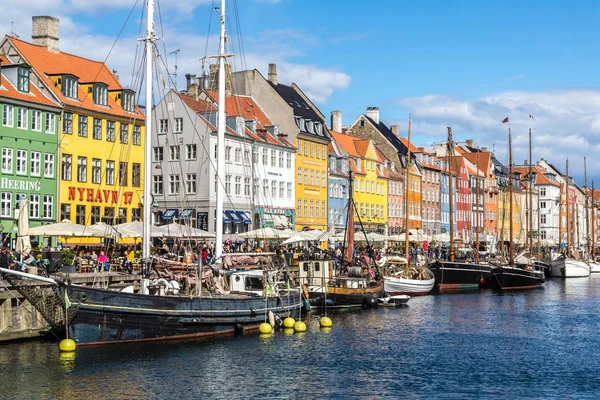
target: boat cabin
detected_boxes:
[227,270,277,295]
[297,259,334,291]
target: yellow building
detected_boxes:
[498,189,524,244]
[331,132,388,233]
[6,19,145,232]
[295,137,329,230]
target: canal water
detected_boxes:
[1,277,600,399]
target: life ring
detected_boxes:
[302,284,310,300]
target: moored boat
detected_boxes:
[381,256,435,296]
[550,255,590,278]
[428,260,492,291]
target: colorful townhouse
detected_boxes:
[2,17,145,231]
[0,54,62,248]
[464,151,497,238]
[413,148,441,238]
[328,112,350,230]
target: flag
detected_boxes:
[64,290,72,309]
[502,117,509,123]
[529,114,535,121]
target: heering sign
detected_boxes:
[67,186,134,205]
[0,178,41,192]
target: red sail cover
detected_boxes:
[345,204,354,264]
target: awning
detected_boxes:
[180,209,194,220]
[162,209,178,220]
[226,210,241,224]
[237,211,252,224]
[222,211,231,223]
[273,215,289,228]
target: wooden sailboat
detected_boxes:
[382,115,434,296]
[0,0,301,345]
[487,121,545,290]
[298,171,384,307]
[428,127,493,292]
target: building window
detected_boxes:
[16,150,27,175]
[225,175,232,194]
[287,182,292,199]
[541,214,547,224]
[132,208,140,221]
[304,200,308,217]
[244,149,250,164]
[43,195,53,219]
[0,192,12,217]
[27,194,39,219]
[117,208,127,224]
[153,147,164,162]
[75,205,86,225]
[244,177,251,196]
[132,126,141,145]
[153,175,163,195]
[60,203,70,221]
[271,180,277,198]
[120,123,128,144]
[63,76,78,99]
[30,152,41,176]
[31,110,42,131]
[235,148,242,163]
[175,117,183,133]
[132,163,141,187]
[63,112,73,134]
[17,67,30,92]
[77,115,88,137]
[271,149,276,166]
[17,108,28,129]
[1,148,12,173]
[106,160,115,185]
[304,169,308,185]
[225,146,232,162]
[106,121,115,142]
[262,148,268,165]
[119,162,128,186]
[93,84,108,106]
[540,201,547,209]
[286,153,292,169]
[103,207,115,224]
[279,181,285,198]
[169,175,180,194]
[310,170,314,186]
[253,147,258,163]
[263,179,269,197]
[170,145,180,161]
[77,157,87,182]
[186,144,197,160]
[61,154,72,180]
[235,176,241,195]
[44,154,54,178]
[91,206,101,224]
[297,168,302,184]
[310,200,314,217]
[2,105,14,127]
[92,158,101,184]
[122,91,135,112]
[297,199,302,217]
[93,118,102,140]
[159,119,168,134]
[316,171,320,187]
[540,187,546,196]
[186,173,197,194]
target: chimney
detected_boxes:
[112,69,119,82]
[32,16,60,53]
[366,106,379,124]
[481,147,488,152]
[209,63,232,96]
[465,139,474,147]
[331,110,342,132]
[390,125,399,136]
[268,63,278,85]
[186,73,199,99]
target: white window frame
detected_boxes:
[45,113,56,134]
[2,105,14,127]
[31,110,42,131]
[16,149,27,175]
[17,107,28,129]
[2,148,13,173]
[1,192,12,217]
[29,194,40,219]
[43,195,53,219]
[30,151,41,176]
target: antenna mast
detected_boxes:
[169,49,180,90]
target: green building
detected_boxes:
[0,55,62,248]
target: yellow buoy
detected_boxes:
[283,328,294,335]
[259,322,273,334]
[320,316,333,328]
[293,321,307,333]
[283,317,296,329]
[59,338,77,352]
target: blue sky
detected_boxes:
[1,0,599,182]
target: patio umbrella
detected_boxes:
[15,199,31,253]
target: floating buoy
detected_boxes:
[259,322,273,334]
[283,328,294,335]
[479,277,486,286]
[293,321,307,333]
[59,338,76,352]
[320,316,333,328]
[283,317,296,329]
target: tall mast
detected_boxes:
[585,157,589,257]
[528,128,533,255]
[593,180,596,259]
[215,0,227,259]
[508,127,514,265]
[474,156,480,264]
[447,127,454,262]
[559,183,563,248]
[142,0,157,259]
[404,114,412,268]
[566,159,570,256]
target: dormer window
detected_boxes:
[295,117,306,131]
[17,67,30,93]
[93,83,108,106]
[122,91,134,112]
[307,120,314,134]
[315,122,323,135]
[63,75,78,99]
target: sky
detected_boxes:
[1,0,599,185]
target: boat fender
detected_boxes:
[479,277,486,286]
[234,324,244,335]
[375,257,387,267]
[302,284,310,300]
[268,310,275,327]
[362,295,378,309]
[273,313,283,328]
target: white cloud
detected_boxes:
[397,89,600,181]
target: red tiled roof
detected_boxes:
[204,89,273,129]
[353,139,372,158]
[513,165,560,187]
[330,131,360,157]
[464,152,491,173]
[399,138,421,153]
[176,91,216,113]
[1,70,61,108]
[8,37,144,120]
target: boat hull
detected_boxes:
[308,281,385,307]
[487,265,545,290]
[384,269,435,296]
[64,284,301,346]
[550,257,590,278]
[428,261,493,292]
[590,262,600,273]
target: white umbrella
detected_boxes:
[280,230,332,245]
[26,220,109,237]
[237,227,295,240]
[113,221,144,238]
[85,222,121,238]
[16,199,31,253]
[152,223,215,238]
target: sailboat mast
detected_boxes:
[215,0,227,259]
[593,180,596,259]
[566,159,570,256]
[142,0,156,259]
[475,156,480,264]
[404,114,412,267]
[508,127,514,265]
[529,128,533,254]
[585,157,589,257]
[447,127,454,262]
